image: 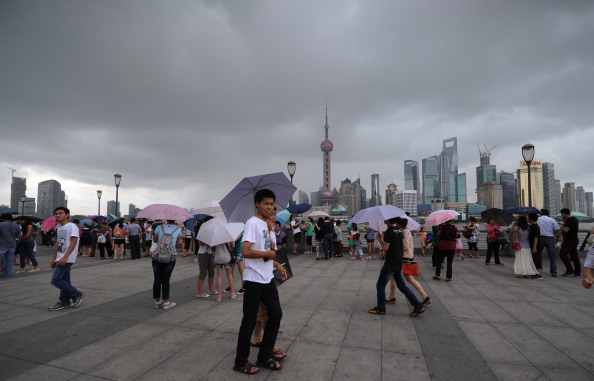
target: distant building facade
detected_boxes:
[562,182,576,211]
[477,182,503,209]
[10,177,26,211]
[404,160,420,205]
[517,160,544,209]
[395,190,418,217]
[385,183,398,206]
[37,180,67,219]
[422,156,439,204]
[107,200,120,217]
[369,174,382,206]
[499,171,517,210]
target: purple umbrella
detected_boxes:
[220,172,297,223]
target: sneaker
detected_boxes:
[162,301,176,309]
[210,290,218,295]
[237,288,245,294]
[551,274,557,277]
[194,293,210,298]
[154,301,163,309]
[385,297,396,304]
[367,307,385,315]
[535,274,543,280]
[192,258,199,262]
[29,268,40,272]
[561,272,575,277]
[48,302,70,311]
[422,297,432,306]
[71,292,86,308]
[409,307,426,317]
[224,287,231,293]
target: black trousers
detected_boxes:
[129,236,141,259]
[559,240,581,275]
[486,241,501,264]
[152,259,176,300]
[432,246,440,267]
[235,280,283,367]
[435,249,454,279]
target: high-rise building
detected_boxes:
[320,107,335,205]
[477,182,503,209]
[37,180,66,219]
[448,172,467,202]
[338,178,366,216]
[476,165,497,187]
[500,171,518,210]
[385,183,398,206]
[517,160,544,208]
[23,197,36,216]
[554,180,562,214]
[107,200,120,217]
[422,156,439,204]
[562,182,576,211]
[437,137,465,202]
[576,186,587,214]
[369,174,382,206]
[404,160,420,205]
[542,162,557,213]
[395,190,418,217]
[10,177,26,211]
[586,192,593,217]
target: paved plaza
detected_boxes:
[1,246,593,381]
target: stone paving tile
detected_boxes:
[5,365,79,381]
[267,341,341,380]
[381,315,423,355]
[383,351,431,381]
[538,366,594,381]
[342,310,381,351]
[424,355,497,381]
[333,346,381,380]
[458,321,531,365]
[297,308,351,346]
[532,326,594,372]
[486,362,546,381]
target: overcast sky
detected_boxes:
[1,0,593,215]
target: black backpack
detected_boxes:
[440,225,456,241]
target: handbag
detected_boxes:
[97,235,106,244]
[402,260,419,276]
[510,228,521,251]
[497,230,509,244]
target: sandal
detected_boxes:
[432,276,441,280]
[256,358,282,371]
[233,362,259,375]
[250,341,261,347]
[273,349,287,360]
[445,278,451,281]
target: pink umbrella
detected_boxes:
[424,210,459,227]
[136,204,194,221]
[41,216,57,231]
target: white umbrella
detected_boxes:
[370,215,421,233]
[196,216,244,246]
[308,210,329,218]
[191,200,224,216]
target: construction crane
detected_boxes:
[477,143,496,166]
[4,166,16,178]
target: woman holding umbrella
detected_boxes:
[433,220,458,281]
[485,218,503,265]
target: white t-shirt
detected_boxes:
[56,222,80,263]
[291,220,301,235]
[243,216,274,284]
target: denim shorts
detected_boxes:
[235,252,243,262]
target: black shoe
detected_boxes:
[368,307,385,315]
[237,288,245,294]
[225,287,231,293]
[561,272,575,277]
[409,307,426,317]
[422,297,432,306]
[386,297,396,304]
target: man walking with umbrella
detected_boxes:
[234,189,284,375]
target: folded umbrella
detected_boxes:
[220,172,297,223]
[424,210,459,227]
[137,204,194,221]
[350,205,406,224]
[196,216,244,247]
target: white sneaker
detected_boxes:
[154,301,163,309]
[195,293,210,298]
[162,301,176,309]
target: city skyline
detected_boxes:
[2,2,594,213]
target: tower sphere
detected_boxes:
[321,140,334,153]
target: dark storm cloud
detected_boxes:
[1,0,593,212]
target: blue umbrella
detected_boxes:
[220,172,297,223]
[506,206,541,215]
[87,215,108,222]
[0,206,18,215]
[276,210,290,225]
[287,203,312,214]
[79,219,93,227]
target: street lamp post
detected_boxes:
[114,174,122,217]
[522,144,535,207]
[97,190,102,215]
[20,195,26,215]
[287,161,296,205]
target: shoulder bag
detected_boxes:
[402,259,419,276]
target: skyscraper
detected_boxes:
[555,180,562,213]
[517,160,544,208]
[576,186,587,214]
[422,156,439,204]
[395,190,418,217]
[385,183,398,206]
[476,165,497,187]
[542,162,557,213]
[369,174,382,206]
[404,160,420,205]
[586,192,593,217]
[500,171,518,210]
[438,137,465,202]
[320,107,334,205]
[37,180,66,219]
[10,177,26,211]
[338,178,367,216]
[561,182,576,211]
[107,200,119,217]
[477,182,503,209]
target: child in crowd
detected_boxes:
[349,223,359,260]
[455,233,464,261]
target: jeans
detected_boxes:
[51,263,79,304]
[323,234,334,259]
[435,249,454,279]
[375,263,423,313]
[129,235,141,259]
[0,247,15,276]
[235,280,282,368]
[486,241,501,264]
[152,259,176,300]
[559,240,581,275]
[538,236,557,275]
[18,241,38,269]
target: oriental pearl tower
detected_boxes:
[320,107,335,205]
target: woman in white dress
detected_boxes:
[512,216,538,278]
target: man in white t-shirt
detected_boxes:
[48,207,85,311]
[234,189,283,375]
